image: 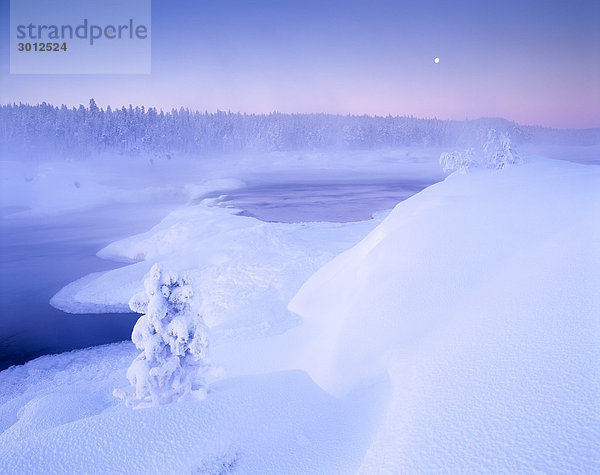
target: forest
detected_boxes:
[2,99,597,158]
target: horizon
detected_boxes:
[4,99,600,132]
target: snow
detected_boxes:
[289,157,600,471]
[1,150,599,472]
[117,264,214,408]
[440,128,522,173]
[50,197,386,346]
[1,148,439,366]
[0,343,385,473]
[0,157,247,217]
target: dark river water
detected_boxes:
[0,202,180,370]
[0,179,433,370]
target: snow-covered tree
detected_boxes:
[115,264,212,408]
[440,129,522,173]
[440,148,476,174]
[482,129,522,169]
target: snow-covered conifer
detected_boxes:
[483,129,522,169]
[441,129,522,173]
[116,264,212,408]
[440,148,476,174]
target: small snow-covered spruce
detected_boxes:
[115,264,212,408]
[440,129,522,173]
[483,128,522,169]
[440,148,476,174]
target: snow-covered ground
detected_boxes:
[290,156,600,471]
[0,149,599,472]
[0,342,386,473]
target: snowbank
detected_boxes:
[51,198,384,347]
[0,343,385,473]
[289,157,600,471]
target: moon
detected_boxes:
[434,57,440,64]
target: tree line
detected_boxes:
[1,99,596,159]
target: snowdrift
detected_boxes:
[290,157,600,471]
[0,343,384,473]
[51,199,384,344]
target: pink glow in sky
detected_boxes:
[1,0,599,129]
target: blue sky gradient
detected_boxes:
[1,0,599,128]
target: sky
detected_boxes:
[1,0,599,129]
